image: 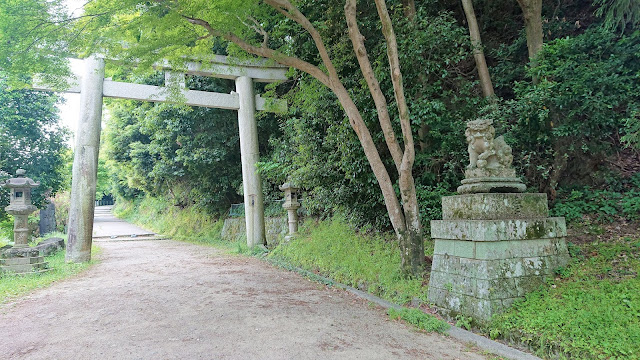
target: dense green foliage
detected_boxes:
[490,236,640,359]
[259,5,478,228]
[103,74,273,214]
[113,197,238,251]
[488,27,640,195]
[0,0,71,88]
[551,174,640,223]
[0,83,69,220]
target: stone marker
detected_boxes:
[39,201,56,236]
[1,169,49,274]
[427,120,569,322]
[279,182,301,241]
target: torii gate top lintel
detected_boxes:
[155,54,289,83]
[36,55,288,111]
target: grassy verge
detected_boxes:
[387,307,450,333]
[488,234,640,359]
[113,197,247,253]
[270,217,431,305]
[0,243,99,305]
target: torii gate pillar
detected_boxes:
[67,56,105,263]
[236,76,266,247]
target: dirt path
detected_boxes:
[0,210,486,359]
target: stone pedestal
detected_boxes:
[427,193,569,322]
[1,247,49,274]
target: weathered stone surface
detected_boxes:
[0,260,49,274]
[0,247,49,274]
[3,169,40,248]
[35,237,65,256]
[39,202,57,235]
[2,247,39,258]
[1,256,43,265]
[457,177,526,194]
[442,193,548,220]
[428,192,570,322]
[459,119,525,194]
[431,218,566,241]
[236,76,266,248]
[67,56,105,263]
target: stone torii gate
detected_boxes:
[35,55,287,262]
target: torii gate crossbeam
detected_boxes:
[36,56,287,262]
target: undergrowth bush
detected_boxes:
[551,176,640,223]
[51,191,70,233]
[113,197,236,250]
[269,217,431,305]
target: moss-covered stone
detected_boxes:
[431,218,566,241]
[442,193,548,220]
[428,192,570,323]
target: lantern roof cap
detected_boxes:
[279,182,298,191]
[1,169,40,189]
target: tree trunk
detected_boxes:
[461,0,495,99]
[516,0,543,83]
[402,0,416,21]
[374,0,425,275]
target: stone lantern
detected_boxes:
[1,169,48,274]
[279,182,301,240]
[3,169,40,248]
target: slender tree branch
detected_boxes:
[373,0,414,171]
[181,15,331,87]
[344,0,403,172]
[263,0,340,84]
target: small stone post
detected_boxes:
[279,183,301,240]
[427,119,569,322]
[1,169,48,273]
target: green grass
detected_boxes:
[0,246,99,305]
[388,307,450,333]
[113,197,246,253]
[269,217,430,305]
[489,237,640,359]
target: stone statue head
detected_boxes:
[458,118,525,194]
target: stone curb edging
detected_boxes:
[264,257,542,360]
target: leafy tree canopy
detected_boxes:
[0,82,70,219]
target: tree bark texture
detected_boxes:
[516,0,543,83]
[402,0,416,21]
[461,0,495,99]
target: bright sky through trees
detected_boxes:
[56,0,85,146]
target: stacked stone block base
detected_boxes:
[427,193,569,322]
[1,247,49,275]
